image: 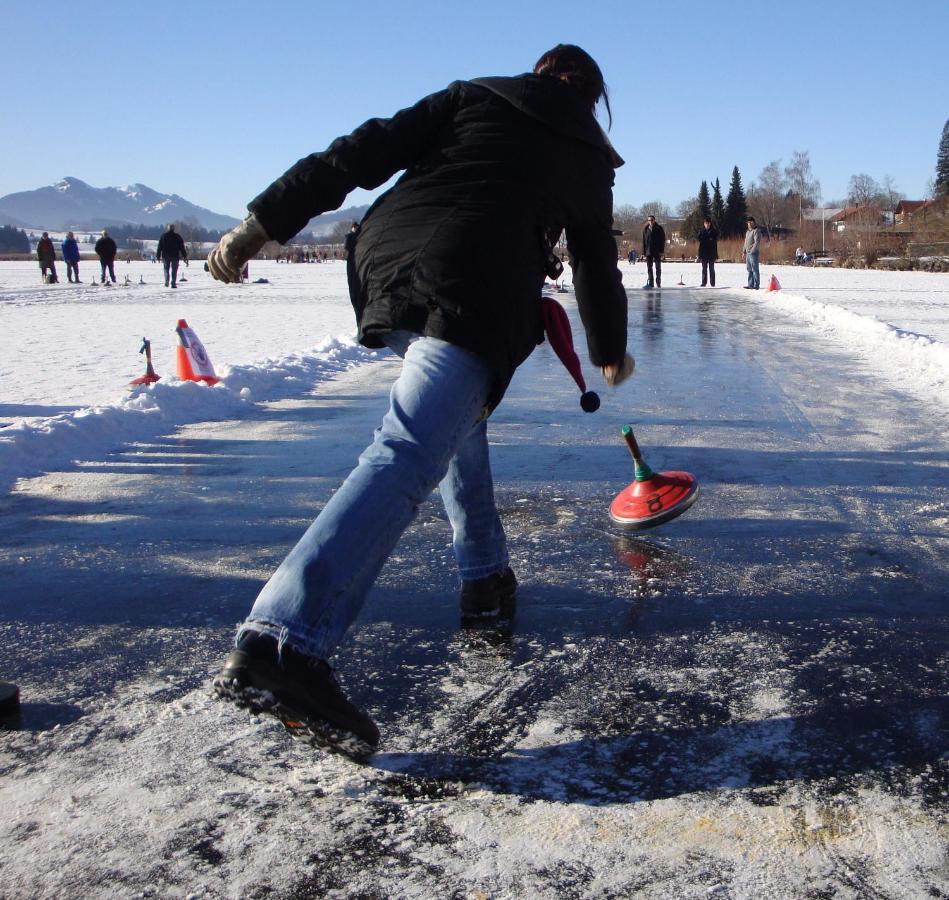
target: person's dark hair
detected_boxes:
[533,44,611,127]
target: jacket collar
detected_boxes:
[470,74,624,168]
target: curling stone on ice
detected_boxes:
[609,425,699,529]
[129,337,161,386]
[541,293,600,412]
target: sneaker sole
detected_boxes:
[212,675,375,762]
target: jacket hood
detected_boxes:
[470,74,624,168]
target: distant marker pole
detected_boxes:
[129,337,161,386]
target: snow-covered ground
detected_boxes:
[1,259,947,494]
[1,259,947,898]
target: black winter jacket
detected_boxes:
[696,225,718,261]
[248,73,628,410]
[95,236,117,262]
[642,223,666,258]
[157,230,187,262]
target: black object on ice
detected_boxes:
[213,631,379,761]
[0,682,21,719]
[461,567,518,623]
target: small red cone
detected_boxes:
[767,274,781,292]
[609,425,699,529]
[129,337,161,386]
[175,319,220,384]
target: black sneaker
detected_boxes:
[460,567,518,623]
[212,631,379,760]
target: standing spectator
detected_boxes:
[95,229,117,283]
[641,214,665,288]
[742,216,760,289]
[156,224,189,289]
[206,43,633,759]
[696,217,718,287]
[62,231,81,283]
[37,232,58,283]
[626,248,636,265]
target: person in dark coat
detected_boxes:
[207,44,633,759]
[641,215,666,288]
[696,217,718,287]
[62,231,81,283]
[37,232,58,283]
[156,224,188,288]
[94,230,117,283]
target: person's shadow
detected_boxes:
[370,696,947,805]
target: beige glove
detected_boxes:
[602,352,635,387]
[208,215,269,283]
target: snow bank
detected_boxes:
[757,287,949,405]
[0,335,380,494]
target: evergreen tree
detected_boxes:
[723,166,748,238]
[0,224,30,253]
[936,119,949,198]
[681,180,712,241]
[712,178,725,230]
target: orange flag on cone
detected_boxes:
[175,319,220,384]
[767,274,781,292]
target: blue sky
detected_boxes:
[3,0,947,219]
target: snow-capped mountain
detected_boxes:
[0,177,241,232]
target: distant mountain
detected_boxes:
[0,177,241,232]
[305,204,371,237]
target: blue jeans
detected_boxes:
[242,331,509,659]
[746,251,760,288]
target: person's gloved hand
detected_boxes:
[208,215,269,283]
[602,352,635,387]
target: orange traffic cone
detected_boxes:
[767,274,781,292]
[129,337,161,386]
[175,319,220,384]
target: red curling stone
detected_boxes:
[609,425,699,530]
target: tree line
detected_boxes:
[0,224,30,253]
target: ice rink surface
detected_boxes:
[0,260,947,897]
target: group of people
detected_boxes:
[626,215,761,290]
[35,224,188,287]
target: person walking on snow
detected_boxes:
[62,231,81,283]
[743,216,760,289]
[157,223,188,288]
[207,44,634,760]
[696,217,718,287]
[37,232,58,283]
[642,214,665,288]
[94,229,117,283]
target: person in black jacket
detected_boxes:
[208,45,633,759]
[37,232,58,283]
[696,217,718,287]
[94,229,117,283]
[156,224,188,288]
[641,215,665,288]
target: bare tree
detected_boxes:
[879,175,904,212]
[784,150,820,233]
[847,173,881,207]
[331,220,355,243]
[638,201,671,221]
[748,160,788,238]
